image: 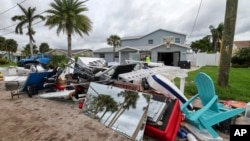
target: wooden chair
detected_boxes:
[181,72,245,138]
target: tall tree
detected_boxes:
[0,36,6,57]
[218,0,238,87]
[5,39,18,62]
[191,35,212,53]
[90,94,118,122]
[107,35,121,61]
[11,4,45,56]
[209,23,224,52]
[108,90,139,128]
[45,0,92,58]
[22,44,39,56]
[39,42,50,53]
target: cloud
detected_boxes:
[0,0,249,51]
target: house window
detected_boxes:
[100,53,105,58]
[129,53,140,61]
[148,39,153,44]
[175,38,180,43]
[115,53,119,58]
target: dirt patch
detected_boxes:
[0,82,131,141]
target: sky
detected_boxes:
[0,0,250,51]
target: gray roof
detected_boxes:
[47,49,92,54]
[93,47,114,53]
[121,29,187,40]
[118,43,190,52]
[116,45,152,52]
[94,43,190,53]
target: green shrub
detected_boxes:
[0,58,10,65]
[231,63,249,68]
[231,48,250,67]
[49,54,69,68]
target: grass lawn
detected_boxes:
[0,62,17,67]
[183,66,250,102]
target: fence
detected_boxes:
[186,52,220,67]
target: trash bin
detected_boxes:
[178,61,191,69]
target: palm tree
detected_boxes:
[92,95,106,119]
[21,47,30,56]
[209,23,224,52]
[22,44,39,56]
[107,35,121,61]
[97,95,118,122]
[131,93,151,139]
[108,90,139,127]
[39,42,50,53]
[0,36,6,58]
[5,39,18,62]
[45,0,92,58]
[131,105,148,140]
[12,4,45,56]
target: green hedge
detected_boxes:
[0,58,10,65]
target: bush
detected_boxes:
[0,58,10,65]
[48,54,69,69]
[231,48,250,67]
[231,63,249,68]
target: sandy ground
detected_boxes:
[0,82,141,141]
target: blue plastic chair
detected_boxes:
[181,72,245,138]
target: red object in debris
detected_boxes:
[223,100,247,108]
[78,103,83,109]
[78,99,85,109]
[55,84,65,91]
[144,99,182,141]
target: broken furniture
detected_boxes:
[147,74,193,110]
[5,81,24,99]
[43,67,64,92]
[4,71,52,98]
[181,72,245,138]
[145,95,183,141]
[118,66,187,93]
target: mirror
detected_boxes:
[82,82,151,141]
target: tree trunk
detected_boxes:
[99,109,108,122]
[11,52,13,62]
[29,38,33,56]
[107,99,129,127]
[218,0,238,87]
[113,46,115,61]
[108,108,126,128]
[67,33,72,58]
[104,112,113,125]
[131,108,148,140]
[107,104,123,127]
[8,51,11,62]
[214,39,218,52]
